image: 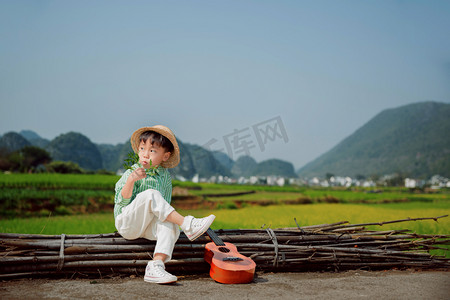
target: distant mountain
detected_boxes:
[13,100,449,179]
[231,156,258,177]
[297,101,450,179]
[180,143,232,178]
[98,139,234,179]
[0,128,304,178]
[0,132,31,152]
[96,140,236,179]
[97,142,129,172]
[19,130,41,140]
[212,150,234,170]
[231,155,297,178]
[170,140,196,179]
[46,132,103,170]
[20,130,50,148]
[253,159,297,178]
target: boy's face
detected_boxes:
[138,139,171,168]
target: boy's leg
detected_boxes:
[165,210,184,226]
[115,189,175,240]
[178,213,216,241]
[116,189,215,241]
[144,220,179,284]
[144,215,215,284]
[115,189,214,284]
[144,259,177,284]
[165,210,216,241]
[145,220,180,263]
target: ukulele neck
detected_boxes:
[206,228,226,246]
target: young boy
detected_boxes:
[114,125,215,284]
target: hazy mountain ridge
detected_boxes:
[0,132,31,152]
[1,130,295,178]
[46,132,104,171]
[2,101,448,179]
[297,101,450,178]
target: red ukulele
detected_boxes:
[204,228,256,284]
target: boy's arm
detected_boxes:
[120,167,147,199]
[115,171,131,206]
[115,167,145,207]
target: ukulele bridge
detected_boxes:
[222,257,244,262]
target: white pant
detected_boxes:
[115,189,180,262]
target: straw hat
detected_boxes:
[130,125,180,168]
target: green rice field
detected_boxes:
[1,203,448,236]
[0,173,449,237]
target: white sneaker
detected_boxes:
[181,214,216,241]
[144,260,177,284]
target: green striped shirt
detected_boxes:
[114,164,172,219]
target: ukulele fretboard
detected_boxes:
[206,228,226,246]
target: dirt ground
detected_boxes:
[1,270,449,300]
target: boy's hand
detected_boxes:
[121,167,146,200]
[130,167,147,182]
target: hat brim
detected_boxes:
[130,125,180,168]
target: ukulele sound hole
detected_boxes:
[218,247,230,253]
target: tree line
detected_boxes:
[0,146,112,174]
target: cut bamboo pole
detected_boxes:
[1,216,449,279]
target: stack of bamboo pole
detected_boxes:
[1,216,449,280]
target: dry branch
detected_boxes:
[1,216,449,279]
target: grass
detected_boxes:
[1,174,448,215]
[1,173,448,258]
[0,173,200,190]
[302,189,448,203]
[0,213,117,235]
[0,173,448,237]
[188,183,449,204]
[1,202,448,256]
[201,191,309,202]
[0,173,118,190]
[1,202,448,235]
[183,203,450,233]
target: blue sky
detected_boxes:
[1,0,449,169]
